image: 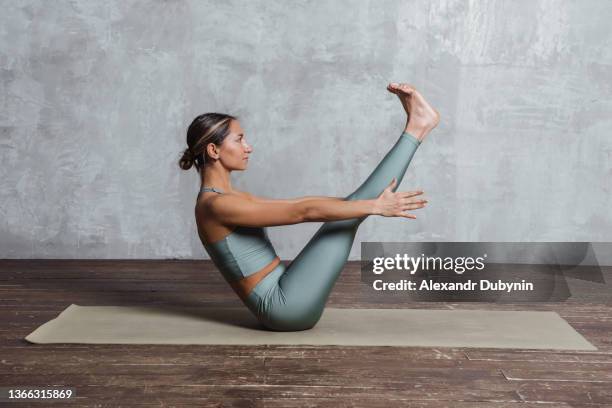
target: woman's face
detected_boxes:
[216,119,253,171]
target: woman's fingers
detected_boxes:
[386,188,426,219]
[404,203,426,210]
[404,197,428,204]
[401,190,424,198]
[395,198,427,212]
[401,197,428,206]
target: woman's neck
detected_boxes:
[201,166,232,192]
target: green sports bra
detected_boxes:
[199,186,279,283]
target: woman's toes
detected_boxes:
[387,83,403,95]
[388,82,419,99]
[392,83,414,95]
[400,84,415,94]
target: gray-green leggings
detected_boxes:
[244,131,421,331]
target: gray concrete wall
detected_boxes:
[1,0,611,260]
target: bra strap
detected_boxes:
[200,186,224,194]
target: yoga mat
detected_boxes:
[24,304,596,350]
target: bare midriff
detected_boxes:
[229,256,281,302]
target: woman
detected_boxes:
[179,82,440,331]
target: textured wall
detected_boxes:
[1,0,611,260]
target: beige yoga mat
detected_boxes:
[24,304,596,350]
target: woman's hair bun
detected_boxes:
[179,148,194,170]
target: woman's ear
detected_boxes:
[206,143,219,160]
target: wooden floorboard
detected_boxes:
[1,259,611,407]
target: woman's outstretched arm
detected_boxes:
[207,194,376,228]
[207,180,426,228]
[244,192,343,204]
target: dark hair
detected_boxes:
[179,112,238,171]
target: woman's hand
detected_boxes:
[373,178,427,219]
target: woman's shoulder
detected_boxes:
[196,189,254,213]
[195,189,257,242]
[235,190,256,201]
[215,189,256,202]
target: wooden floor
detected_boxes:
[1,259,612,407]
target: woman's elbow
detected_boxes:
[299,201,327,223]
[296,201,314,223]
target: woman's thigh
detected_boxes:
[244,261,334,331]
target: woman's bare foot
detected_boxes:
[387,82,440,141]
